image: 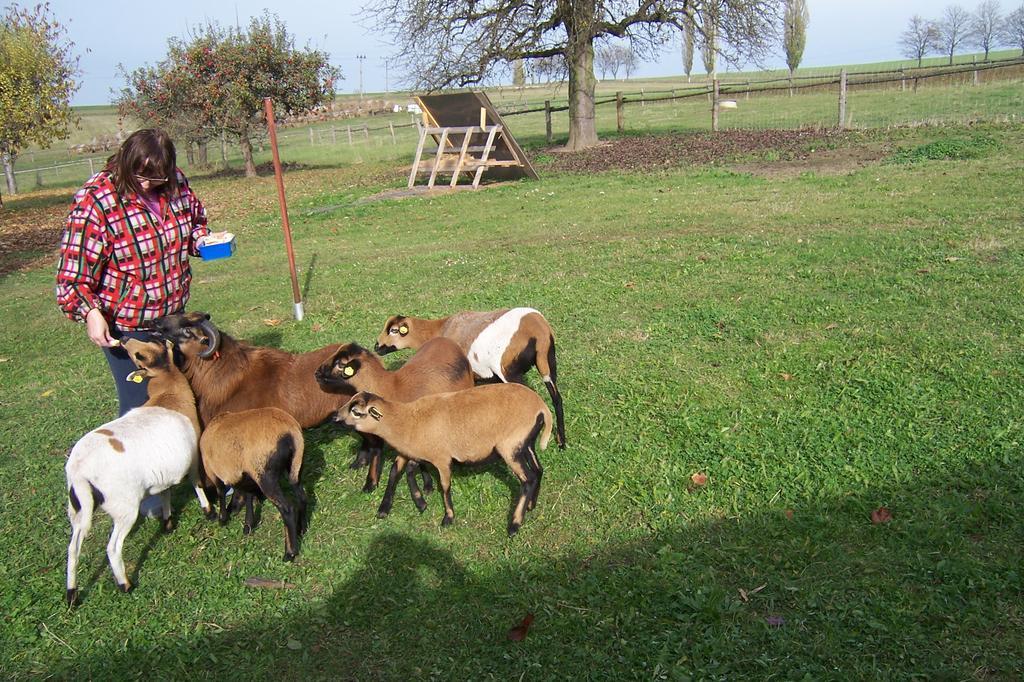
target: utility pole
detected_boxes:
[384,58,389,94]
[356,54,366,100]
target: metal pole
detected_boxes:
[263,97,304,321]
[357,54,366,101]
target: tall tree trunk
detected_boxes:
[239,135,257,177]
[566,37,598,150]
[2,153,17,196]
[197,141,209,167]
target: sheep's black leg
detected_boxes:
[350,434,380,469]
[418,462,434,494]
[363,445,385,493]
[216,482,230,526]
[260,475,299,562]
[291,480,308,536]
[405,462,427,513]
[242,493,257,535]
[544,380,566,449]
[436,465,455,527]
[377,456,409,518]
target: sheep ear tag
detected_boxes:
[126,370,146,384]
[368,406,383,421]
[399,325,408,336]
[343,365,355,377]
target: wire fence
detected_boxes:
[11,56,1024,193]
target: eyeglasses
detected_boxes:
[135,175,168,185]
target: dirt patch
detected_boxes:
[540,129,881,175]
[357,183,508,204]
[730,143,889,178]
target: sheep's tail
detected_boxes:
[538,406,553,451]
[289,430,305,485]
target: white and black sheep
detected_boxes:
[200,407,307,561]
[374,308,566,449]
[315,337,474,496]
[65,339,212,605]
[338,383,551,536]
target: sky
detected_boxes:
[49,0,958,106]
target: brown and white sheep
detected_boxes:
[338,383,551,536]
[374,308,566,449]
[65,339,212,605]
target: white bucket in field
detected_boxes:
[719,100,738,110]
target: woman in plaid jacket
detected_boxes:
[56,128,212,416]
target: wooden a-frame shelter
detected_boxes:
[408,92,539,189]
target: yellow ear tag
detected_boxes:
[126,370,145,383]
[343,366,355,377]
[399,325,408,335]
[368,406,383,421]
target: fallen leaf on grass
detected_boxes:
[779,372,793,381]
[916,268,931,274]
[738,583,767,602]
[870,507,893,524]
[286,638,302,650]
[784,509,794,520]
[243,576,295,589]
[624,281,636,289]
[944,256,961,262]
[824,323,838,331]
[690,472,708,486]
[263,318,282,327]
[311,323,323,332]
[0,357,9,362]
[507,613,534,641]
[40,389,54,398]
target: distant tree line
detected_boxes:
[900,1,1024,68]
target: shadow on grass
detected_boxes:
[43,455,1024,679]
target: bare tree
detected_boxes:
[682,12,695,81]
[1005,3,1024,54]
[621,44,640,78]
[361,0,782,150]
[970,0,1003,60]
[900,14,939,67]
[937,4,972,65]
[596,43,621,79]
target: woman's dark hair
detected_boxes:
[104,128,180,198]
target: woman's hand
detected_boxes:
[85,308,117,347]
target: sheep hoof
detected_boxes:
[66,588,78,607]
[441,516,454,527]
[242,524,254,536]
[283,552,296,562]
[362,481,378,493]
[376,507,391,519]
[117,581,132,594]
[414,500,427,514]
[162,518,176,533]
[204,508,218,521]
[507,523,521,537]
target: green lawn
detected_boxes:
[1,123,1023,679]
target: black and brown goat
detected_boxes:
[200,408,307,561]
[338,384,551,536]
[374,308,565,449]
[315,338,474,496]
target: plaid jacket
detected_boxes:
[56,169,209,329]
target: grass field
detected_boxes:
[1,116,1023,678]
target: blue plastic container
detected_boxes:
[198,233,236,261]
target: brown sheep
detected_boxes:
[315,337,474,496]
[338,383,551,536]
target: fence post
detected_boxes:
[88,158,94,176]
[745,82,750,100]
[332,127,337,144]
[364,124,370,140]
[389,122,396,144]
[544,100,552,144]
[900,69,906,92]
[973,69,979,86]
[712,79,720,132]
[616,91,624,133]
[640,88,645,107]
[309,127,314,146]
[838,68,847,130]
[347,126,353,145]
